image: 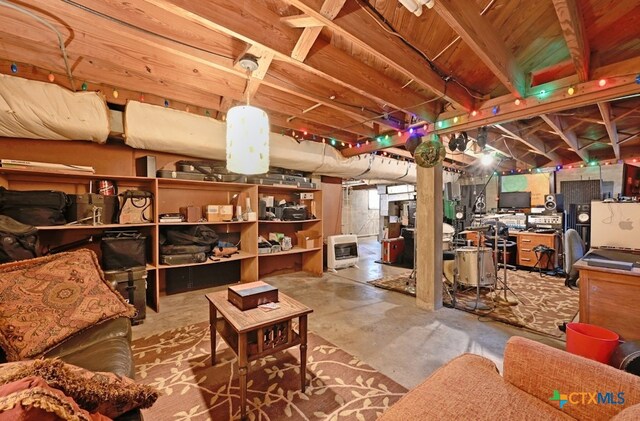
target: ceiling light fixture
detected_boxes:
[226,54,269,175]
[481,153,494,166]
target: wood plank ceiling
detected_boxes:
[0,0,638,171]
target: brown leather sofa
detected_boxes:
[379,336,640,420]
[0,316,142,421]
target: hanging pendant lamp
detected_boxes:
[226,55,270,175]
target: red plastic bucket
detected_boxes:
[566,323,619,364]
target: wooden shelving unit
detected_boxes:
[0,168,323,313]
[257,185,323,278]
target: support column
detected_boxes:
[416,161,443,310]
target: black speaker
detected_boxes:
[455,205,466,220]
[576,204,591,225]
[544,193,564,212]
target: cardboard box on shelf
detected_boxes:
[205,205,234,222]
[295,230,321,249]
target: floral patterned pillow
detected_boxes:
[0,376,110,420]
[0,249,135,361]
[0,359,158,418]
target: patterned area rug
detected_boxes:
[369,270,578,338]
[132,322,406,420]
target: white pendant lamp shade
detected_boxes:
[226,105,270,174]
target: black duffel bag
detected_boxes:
[163,225,219,252]
[100,231,147,270]
[0,187,68,225]
[0,215,39,263]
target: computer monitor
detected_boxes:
[498,191,531,209]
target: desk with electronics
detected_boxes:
[456,195,640,341]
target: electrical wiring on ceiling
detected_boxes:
[0,0,76,90]
[356,0,486,101]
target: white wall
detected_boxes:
[341,188,380,237]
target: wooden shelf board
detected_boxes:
[257,185,320,192]
[258,219,320,224]
[157,177,252,190]
[159,221,256,226]
[258,247,321,257]
[37,223,155,230]
[157,250,255,269]
[0,167,154,182]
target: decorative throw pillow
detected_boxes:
[0,359,158,419]
[0,249,135,361]
[0,376,110,421]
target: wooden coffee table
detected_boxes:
[206,290,313,420]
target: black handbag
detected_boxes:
[0,215,39,263]
[100,231,147,270]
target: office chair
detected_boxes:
[564,229,586,288]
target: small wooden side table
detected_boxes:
[206,290,313,420]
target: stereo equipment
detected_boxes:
[576,204,591,224]
[497,213,527,231]
[455,205,466,220]
[544,193,564,212]
[527,213,564,230]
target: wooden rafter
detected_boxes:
[540,114,589,162]
[494,123,562,164]
[486,134,538,167]
[144,0,438,122]
[342,57,640,157]
[290,0,347,62]
[280,15,322,28]
[433,0,525,97]
[597,102,621,159]
[283,0,473,110]
[552,0,590,82]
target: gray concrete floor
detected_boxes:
[133,236,563,389]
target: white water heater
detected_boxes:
[327,235,359,271]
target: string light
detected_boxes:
[385,134,390,140]
[112,89,119,99]
[437,121,443,128]
[140,93,145,102]
[514,98,521,105]
[357,143,361,148]
[185,106,190,112]
[409,128,414,134]
[567,86,575,95]
[492,106,500,115]
[366,140,370,145]
[205,110,211,117]
[471,110,478,117]
[348,143,352,148]
[164,99,169,107]
[341,141,346,147]
[331,139,336,146]
[598,79,607,87]
[81,82,88,91]
[636,74,640,84]
[10,63,17,73]
[47,73,55,82]
[303,131,308,135]
[423,124,427,131]
[397,131,402,137]
[322,138,326,144]
[453,116,459,123]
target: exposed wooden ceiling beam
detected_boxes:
[433,0,525,97]
[343,58,640,157]
[283,0,473,110]
[145,0,438,122]
[494,123,562,164]
[597,102,621,159]
[60,0,402,131]
[280,15,323,28]
[386,148,413,159]
[552,0,590,82]
[540,114,590,162]
[291,0,347,62]
[486,134,538,167]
